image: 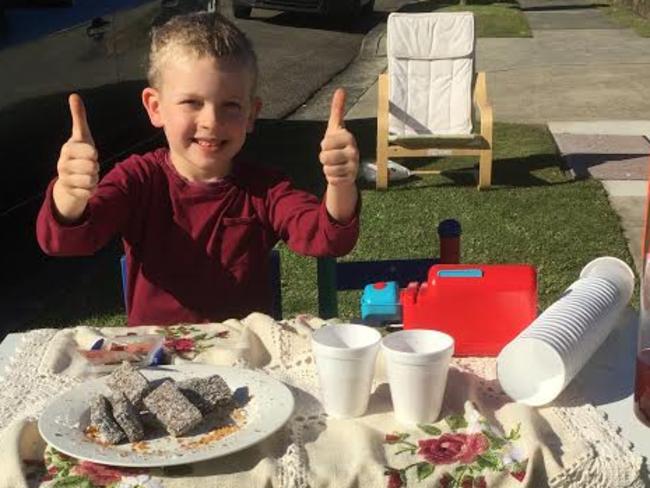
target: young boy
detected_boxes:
[36,12,360,326]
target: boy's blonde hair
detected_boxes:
[148,12,258,94]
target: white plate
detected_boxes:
[38,363,294,467]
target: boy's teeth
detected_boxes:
[197,139,218,147]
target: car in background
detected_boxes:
[0,0,212,281]
[232,0,374,19]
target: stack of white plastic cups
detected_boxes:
[497,257,635,406]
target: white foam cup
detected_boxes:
[498,257,634,406]
[381,329,454,425]
[311,324,381,418]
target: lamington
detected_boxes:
[89,394,125,445]
[106,361,150,407]
[178,374,233,414]
[111,393,145,442]
[143,380,203,436]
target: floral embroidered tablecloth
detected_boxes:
[0,313,645,488]
[383,403,527,488]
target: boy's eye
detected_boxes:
[180,100,200,106]
[225,102,242,110]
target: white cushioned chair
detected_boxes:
[376,12,493,190]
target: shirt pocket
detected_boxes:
[220,215,263,271]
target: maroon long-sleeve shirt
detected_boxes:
[37,148,360,325]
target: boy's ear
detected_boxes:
[142,87,164,128]
[247,96,262,133]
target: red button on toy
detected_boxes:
[373,282,387,290]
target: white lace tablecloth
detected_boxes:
[0,313,645,488]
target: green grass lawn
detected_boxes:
[279,122,636,319]
[601,3,650,36]
[399,0,532,37]
[25,121,635,328]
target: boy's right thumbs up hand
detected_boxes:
[53,94,100,222]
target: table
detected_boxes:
[569,307,650,458]
[0,332,21,372]
[1,309,648,462]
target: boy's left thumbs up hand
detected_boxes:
[319,88,359,187]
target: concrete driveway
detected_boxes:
[474,0,650,124]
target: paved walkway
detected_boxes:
[495,0,650,272]
[302,0,650,272]
[477,24,650,123]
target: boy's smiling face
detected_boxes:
[142,54,261,182]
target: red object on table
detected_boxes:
[400,264,537,356]
[438,219,461,264]
[439,236,460,264]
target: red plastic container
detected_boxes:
[400,264,537,356]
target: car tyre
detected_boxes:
[232,2,252,18]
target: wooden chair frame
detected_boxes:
[375,71,494,190]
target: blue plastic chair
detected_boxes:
[316,256,439,319]
[120,249,283,320]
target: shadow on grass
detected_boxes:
[249,117,568,192]
[359,153,570,191]
[0,236,126,335]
